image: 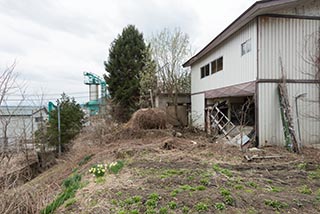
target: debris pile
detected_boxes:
[126,108,166,130]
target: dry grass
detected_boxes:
[126,108,166,130]
[1,117,320,213]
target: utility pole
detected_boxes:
[149,89,154,108]
[57,104,61,156]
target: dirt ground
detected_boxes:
[50,125,320,214]
[1,118,319,214]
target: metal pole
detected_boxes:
[149,89,154,108]
[57,104,61,156]
[295,93,307,144]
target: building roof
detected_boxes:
[0,106,48,116]
[183,0,310,67]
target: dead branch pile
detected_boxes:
[126,108,166,130]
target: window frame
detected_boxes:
[211,56,223,74]
[200,63,210,79]
[241,39,252,56]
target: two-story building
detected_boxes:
[184,0,320,147]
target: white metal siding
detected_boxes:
[191,20,257,94]
[259,17,320,79]
[259,83,320,146]
[191,93,205,128]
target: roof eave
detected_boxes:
[183,0,300,67]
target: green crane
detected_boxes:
[83,72,108,115]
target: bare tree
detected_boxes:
[230,98,255,150]
[0,62,28,167]
[150,28,192,126]
[301,30,320,121]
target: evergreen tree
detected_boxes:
[104,25,147,121]
[47,93,84,149]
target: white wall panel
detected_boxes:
[191,93,205,129]
[191,20,257,94]
[259,83,320,146]
[259,17,320,79]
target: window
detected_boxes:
[241,39,251,56]
[201,67,205,78]
[200,64,210,79]
[211,57,223,74]
[35,116,43,123]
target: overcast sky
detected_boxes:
[0,0,257,105]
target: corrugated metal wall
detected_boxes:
[259,17,320,79]
[258,83,320,146]
[191,19,257,94]
[258,16,320,146]
[191,93,205,128]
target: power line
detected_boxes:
[6,91,89,97]
[4,96,89,102]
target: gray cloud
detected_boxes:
[0,0,98,37]
[0,0,257,104]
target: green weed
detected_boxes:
[220,188,234,205]
[299,185,312,195]
[220,188,231,196]
[308,169,320,179]
[160,169,185,178]
[214,202,225,211]
[41,173,82,214]
[213,164,233,177]
[148,193,160,201]
[168,201,177,209]
[132,195,142,203]
[182,206,190,214]
[196,185,206,191]
[159,207,168,214]
[264,199,288,210]
[200,178,210,186]
[108,160,124,174]
[78,154,93,166]
[195,202,208,212]
[95,176,106,184]
[145,193,160,208]
[145,208,156,214]
[246,181,258,188]
[297,163,307,170]
[234,184,244,190]
[64,198,77,207]
[267,186,283,193]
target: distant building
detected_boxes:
[0,106,48,146]
[155,93,191,126]
[184,0,320,146]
